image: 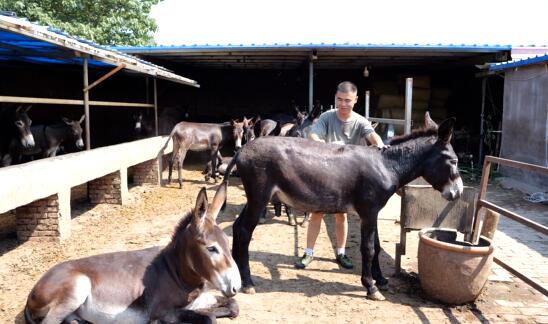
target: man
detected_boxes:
[295,81,386,270]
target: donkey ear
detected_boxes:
[24,105,32,112]
[437,117,456,143]
[15,105,23,113]
[79,115,85,124]
[192,187,209,231]
[62,117,71,125]
[208,182,227,221]
[424,111,438,129]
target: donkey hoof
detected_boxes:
[367,290,386,301]
[377,283,389,291]
[242,286,256,294]
[288,216,296,226]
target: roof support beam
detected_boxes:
[0,96,154,108]
[84,63,126,92]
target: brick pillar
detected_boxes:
[88,169,128,205]
[16,189,71,241]
[130,158,160,186]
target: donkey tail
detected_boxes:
[223,149,240,185]
[159,126,178,154]
[24,305,38,324]
[221,149,241,211]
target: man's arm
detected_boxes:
[309,132,325,143]
[366,132,386,148]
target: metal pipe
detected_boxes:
[479,77,487,166]
[365,90,370,118]
[83,57,90,150]
[154,78,158,136]
[404,78,413,134]
[308,59,314,113]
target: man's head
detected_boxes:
[335,81,358,119]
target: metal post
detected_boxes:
[479,77,487,166]
[154,78,158,136]
[404,78,413,134]
[83,57,91,150]
[365,90,370,118]
[308,59,314,113]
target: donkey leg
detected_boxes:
[359,215,385,301]
[372,227,389,290]
[200,296,239,319]
[170,309,216,324]
[167,140,179,185]
[232,198,268,293]
[300,212,310,228]
[285,205,296,226]
[177,147,189,189]
[28,275,91,324]
[210,147,220,182]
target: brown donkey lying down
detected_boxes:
[24,183,241,324]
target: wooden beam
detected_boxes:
[0,96,154,108]
[83,63,126,92]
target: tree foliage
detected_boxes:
[0,0,161,46]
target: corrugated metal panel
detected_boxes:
[0,14,199,87]
[489,54,548,72]
[116,42,513,53]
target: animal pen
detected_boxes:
[0,14,198,241]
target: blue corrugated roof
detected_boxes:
[115,42,513,53]
[0,13,199,86]
[489,54,548,72]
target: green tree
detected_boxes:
[0,0,161,46]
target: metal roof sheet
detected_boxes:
[488,54,548,72]
[116,42,513,52]
[0,14,199,87]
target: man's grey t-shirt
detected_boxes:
[309,110,374,145]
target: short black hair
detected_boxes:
[337,81,358,94]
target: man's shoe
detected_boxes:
[294,254,314,269]
[336,254,354,269]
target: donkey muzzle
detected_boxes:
[22,134,35,148]
[442,177,463,201]
[76,139,84,149]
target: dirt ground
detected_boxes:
[0,165,546,323]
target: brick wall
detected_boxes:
[15,190,70,241]
[88,169,128,205]
[129,158,160,186]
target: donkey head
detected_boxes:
[242,116,256,143]
[295,110,308,126]
[14,105,35,148]
[421,112,463,201]
[133,112,144,132]
[188,184,241,297]
[62,115,85,149]
[231,119,245,149]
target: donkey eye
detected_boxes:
[450,159,458,165]
[207,246,219,253]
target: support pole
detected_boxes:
[308,59,314,113]
[479,77,487,166]
[365,90,370,118]
[83,57,91,150]
[154,78,158,136]
[404,78,413,134]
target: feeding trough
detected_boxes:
[418,228,494,304]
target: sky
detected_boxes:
[151,0,548,46]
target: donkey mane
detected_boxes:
[167,211,193,246]
[388,127,438,145]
